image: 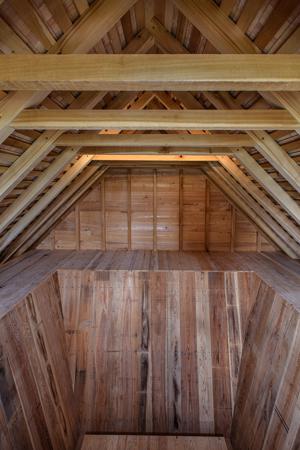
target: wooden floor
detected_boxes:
[80,434,228,450]
[1,250,300,449]
[0,250,299,320]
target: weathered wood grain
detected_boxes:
[231,283,300,450]
[0,274,78,450]
[38,169,275,254]
[58,269,253,436]
[80,434,228,450]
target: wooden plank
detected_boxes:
[58,269,253,435]
[235,149,300,225]
[0,148,79,235]
[49,0,139,54]
[218,156,300,243]
[0,274,78,450]
[81,434,228,449]
[4,167,106,260]
[56,132,254,147]
[147,17,189,53]
[0,130,63,203]
[247,129,300,194]
[0,18,32,54]
[0,156,95,254]
[202,163,299,258]
[156,170,179,250]
[231,285,300,450]
[254,0,300,50]
[1,54,300,91]
[173,0,260,54]
[43,0,72,33]
[11,109,300,131]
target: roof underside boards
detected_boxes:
[0,0,299,261]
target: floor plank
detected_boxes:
[80,434,228,450]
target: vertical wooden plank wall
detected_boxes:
[0,274,78,450]
[38,168,275,252]
[231,283,300,450]
[58,269,258,437]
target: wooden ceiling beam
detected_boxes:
[79,147,232,155]
[0,166,108,263]
[202,163,300,259]
[91,155,218,161]
[172,0,300,124]
[1,54,300,91]
[56,133,253,147]
[10,109,300,131]
[0,0,139,144]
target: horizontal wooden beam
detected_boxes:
[80,147,232,155]
[11,109,299,130]
[56,132,253,147]
[91,155,218,161]
[1,55,300,91]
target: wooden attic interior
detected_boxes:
[0,0,300,449]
